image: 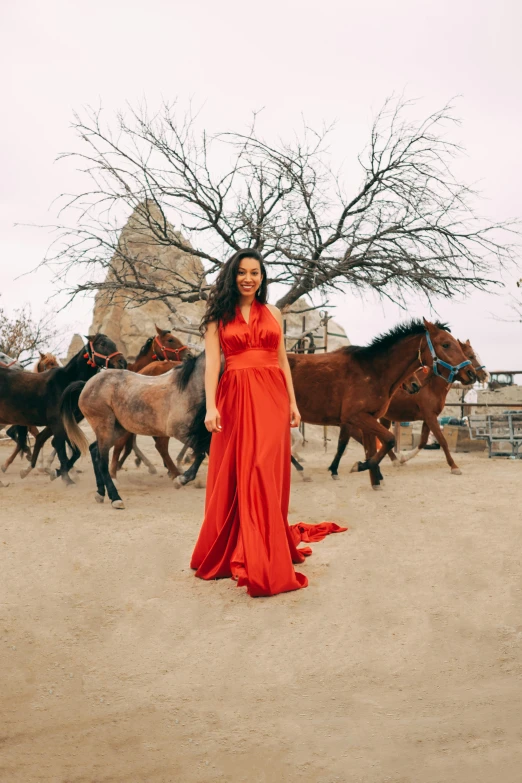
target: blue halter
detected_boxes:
[424,331,472,384]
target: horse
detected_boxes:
[0,352,24,370]
[1,352,62,473]
[127,325,189,372]
[328,339,488,478]
[61,353,207,508]
[108,359,183,479]
[0,334,126,485]
[286,319,477,489]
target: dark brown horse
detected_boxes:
[287,319,476,489]
[327,338,488,478]
[127,326,189,372]
[1,352,62,473]
[0,334,126,485]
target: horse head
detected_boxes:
[37,352,61,372]
[421,320,477,386]
[458,339,489,384]
[84,334,127,369]
[153,325,190,361]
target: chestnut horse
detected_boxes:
[287,319,476,489]
[127,325,189,372]
[0,335,126,485]
[327,339,488,478]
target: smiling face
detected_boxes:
[236,257,263,299]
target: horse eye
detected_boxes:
[442,343,450,349]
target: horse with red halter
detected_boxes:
[127,325,189,372]
[0,334,126,485]
[326,338,487,478]
[1,352,62,473]
[287,319,477,489]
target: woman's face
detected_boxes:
[236,257,262,298]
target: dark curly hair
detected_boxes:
[199,249,268,335]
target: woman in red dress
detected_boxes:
[190,249,346,597]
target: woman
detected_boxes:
[190,249,346,597]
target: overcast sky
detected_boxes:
[2,0,521,367]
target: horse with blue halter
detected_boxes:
[286,318,477,490]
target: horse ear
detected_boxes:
[85,334,95,342]
[422,318,436,334]
[154,324,163,336]
[39,351,45,358]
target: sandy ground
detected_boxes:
[1,431,522,783]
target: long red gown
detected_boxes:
[190,298,347,597]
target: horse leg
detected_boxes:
[174,451,206,488]
[110,432,129,478]
[50,436,75,486]
[89,441,106,502]
[423,414,461,474]
[328,423,353,479]
[153,437,180,479]
[97,441,125,509]
[348,413,396,490]
[20,427,53,479]
[132,437,157,475]
[176,442,189,466]
[1,442,22,473]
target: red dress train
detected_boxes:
[190,298,346,597]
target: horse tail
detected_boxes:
[60,381,89,456]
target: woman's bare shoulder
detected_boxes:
[265,303,283,322]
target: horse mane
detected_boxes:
[136,337,154,359]
[175,353,201,391]
[343,319,451,359]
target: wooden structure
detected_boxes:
[468,412,522,458]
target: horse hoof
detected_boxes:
[350,462,360,474]
[111,500,125,509]
[172,476,184,489]
[372,485,382,491]
[1,464,7,474]
[20,468,31,479]
[331,473,339,481]
[392,460,401,468]
[49,469,60,482]
[451,468,462,475]
[95,493,105,504]
[0,481,10,488]
[148,466,158,475]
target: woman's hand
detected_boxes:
[205,407,222,433]
[290,403,301,429]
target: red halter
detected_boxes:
[151,335,188,362]
[84,341,124,369]
[0,358,19,368]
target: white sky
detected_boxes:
[1,0,521,368]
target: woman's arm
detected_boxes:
[204,321,222,432]
[268,305,302,428]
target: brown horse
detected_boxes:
[109,359,182,478]
[127,326,189,372]
[287,319,476,489]
[327,338,488,478]
[1,352,62,473]
[0,335,126,485]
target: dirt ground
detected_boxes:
[1,432,522,783]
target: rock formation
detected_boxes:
[68,201,349,361]
[86,203,206,360]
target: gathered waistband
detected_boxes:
[225,349,280,371]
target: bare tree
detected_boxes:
[42,97,517,313]
[0,301,59,367]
